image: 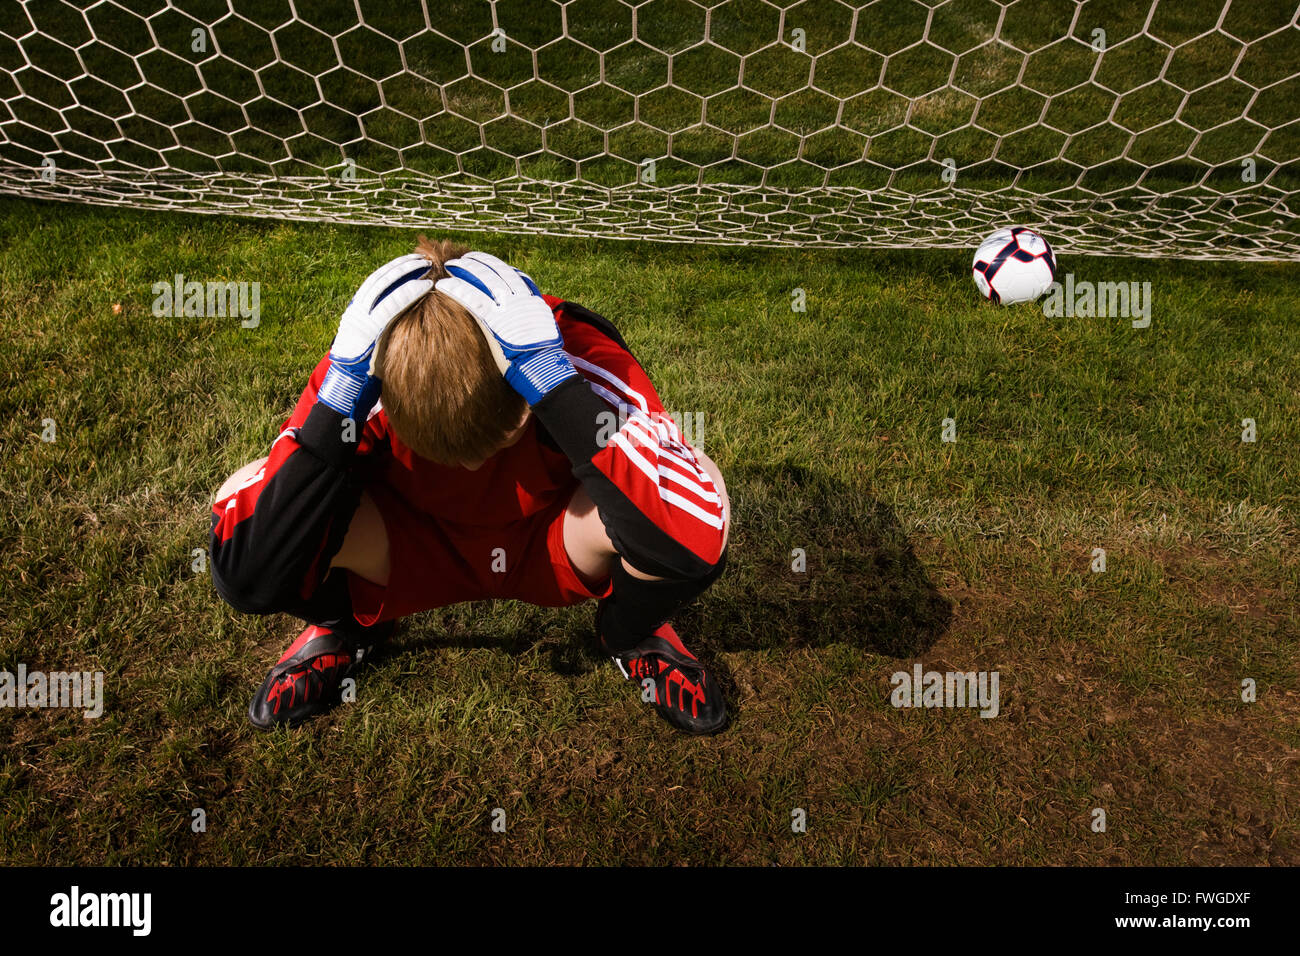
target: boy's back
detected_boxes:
[266,296,685,530]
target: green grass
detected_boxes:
[0,195,1297,864]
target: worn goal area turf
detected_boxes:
[0,195,1296,865]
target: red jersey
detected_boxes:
[210,296,725,616]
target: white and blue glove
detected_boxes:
[318,254,434,421]
[436,251,578,407]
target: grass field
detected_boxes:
[0,194,1296,865]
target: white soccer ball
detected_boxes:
[972,226,1057,305]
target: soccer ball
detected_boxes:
[971,227,1057,305]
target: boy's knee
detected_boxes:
[214,456,268,504]
[692,449,730,552]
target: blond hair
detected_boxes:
[376,236,526,465]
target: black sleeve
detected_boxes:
[531,301,726,583]
[210,403,367,616]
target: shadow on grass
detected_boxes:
[684,462,952,659]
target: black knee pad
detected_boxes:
[600,548,727,652]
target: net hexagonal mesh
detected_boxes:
[1,0,1296,258]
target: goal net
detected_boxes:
[1,0,1296,259]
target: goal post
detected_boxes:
[0,0,1295,259]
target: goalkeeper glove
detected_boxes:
[317,254,434,421]
[435,251,578,406]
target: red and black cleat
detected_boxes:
[597,603,728,735]
[248,621,393,730]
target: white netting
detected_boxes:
[0,0,1296,258]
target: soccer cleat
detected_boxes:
[597,603,728,735]
[248,621,393,730]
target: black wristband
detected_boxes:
[297,402,361,470]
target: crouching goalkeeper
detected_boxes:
[210,240,730,735]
